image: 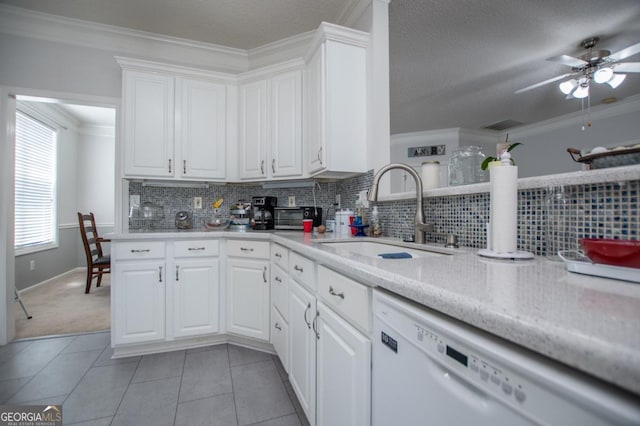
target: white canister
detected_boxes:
[325,219,336,232]
[335,209,354,235]
[421,161,440,190]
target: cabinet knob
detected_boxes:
[188,247,206,251]
[263,266,267,283]
[272,158,276,174]
[158,266,163,283]
[274,276,282,283]
[240,247,254,253]
[168,159,172,173]
[131,249,150,253]
[329,286,345,299]
[275,252,282,258]
[274,322,282,331]
[260,160,265,175]
[294,265,303,273]
[183,160,187,174]
[176,265,180,282]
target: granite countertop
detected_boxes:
[108,229,640,395]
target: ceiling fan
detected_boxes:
[515,37,640,98]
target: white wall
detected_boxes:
[503,96,640,178]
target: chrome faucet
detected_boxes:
[367,163,434,244]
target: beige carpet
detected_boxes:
[15,269,111,339]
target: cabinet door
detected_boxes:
[271,70,302,177]
[305,47,325,174]
[271,305,289,374]
[316,302,371,426]
[113,261,165,345]
[289,281,316,425]
[177,78,226,180]
[238,80,268,179]
[226,258,270,340]
[123,70,174,177]
[173,259,220,338]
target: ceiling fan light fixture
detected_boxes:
[607,73,626,89]
[593,67,613,84]
[573,84,589,99]
[559,79,578,95]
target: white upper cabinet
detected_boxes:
[271,70,302,177]
[118,57,230,181]
[238,79,269,179]
[238,65,303,180]
[123,70,175,178]
[176,78,227,180]
[305,24,369,177]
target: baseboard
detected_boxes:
[111,333,276,358]
[18,267,85,294]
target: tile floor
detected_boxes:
[0,332,309,426]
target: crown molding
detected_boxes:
[115,57,237,83]
[305,22,370,62]
[248,31,314,70]
[0,4,249,73]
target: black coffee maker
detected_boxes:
[251,196,277,230]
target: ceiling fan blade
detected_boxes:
[547,54,588,68]
[514,73,575,94]
[613,62,640,73]
[608,42,640,61]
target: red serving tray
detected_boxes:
[579,239,640,269]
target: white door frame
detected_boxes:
[0,85,120,345]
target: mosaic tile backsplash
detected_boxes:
[129,173,639,256]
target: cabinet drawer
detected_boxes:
[114,241,165,260]
[271,243,289,270]
[174,240,219,257]
[289,251,315,291]
[271,264,289,321]
[227,240,270,259]
[318,265,370,332]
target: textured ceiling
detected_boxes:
[0,0,348,49]
[3,0,640,133]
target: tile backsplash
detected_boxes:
[129,173,639,256]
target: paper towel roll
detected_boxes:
[490,165,518,253]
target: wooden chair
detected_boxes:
[78,212,111,294]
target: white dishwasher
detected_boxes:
[372,290,640,426]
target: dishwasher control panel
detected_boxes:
[411,322,528,405]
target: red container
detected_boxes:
[579,239,640,269]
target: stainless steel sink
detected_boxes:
[317,239,450,259]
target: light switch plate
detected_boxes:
[130,194,140,206]
[288,196,296,207]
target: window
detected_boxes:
[14,110,58,254]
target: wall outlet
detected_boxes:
[29,260,35,271]
[288,196,296,207]
[194,197,202,209]
[359,190,369,208]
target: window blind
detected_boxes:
[14,110,57,252]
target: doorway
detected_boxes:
[12,96,116,339]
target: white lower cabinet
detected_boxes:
[271,305,289,372]
[316,301,371,426]
[113,260,166,345]
[113,239,220,347]
[226,241,270,341]
[172,259,220,338]
[289,280,317,425]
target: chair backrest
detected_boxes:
[78,212,103,264]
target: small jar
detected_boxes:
[448,146,489,186]
[421,161,440,190]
